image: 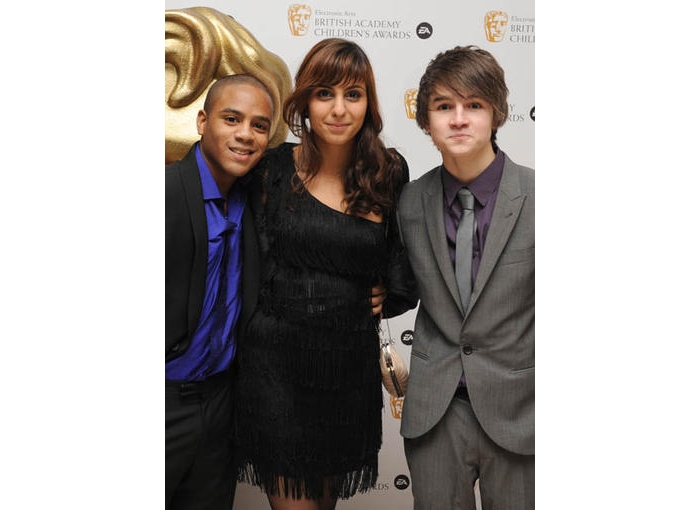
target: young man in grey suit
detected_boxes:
[398,46,534,510]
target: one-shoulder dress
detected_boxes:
[235,142,413,500]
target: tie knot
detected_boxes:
[457,188,474,211]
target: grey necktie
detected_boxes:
[455,188,476,313]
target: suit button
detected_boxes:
[171,343,181,353]
[462,345,473,355]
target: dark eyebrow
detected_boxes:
[316,83,365,92]
[431,93,482,104]
[220,108,242,116]
[220,108,272,125]
[253,115,272,126]
[430,95,452,103]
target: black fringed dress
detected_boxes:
[235,142,398,500]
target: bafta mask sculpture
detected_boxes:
[484,10,509,43]
[404,89,418,120]
[287,4,312,36]
[165,7,293,163]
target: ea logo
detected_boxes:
[416,22,433,39]
[401,330,413,346]
[394,474,411,490]
[529,106,535,121]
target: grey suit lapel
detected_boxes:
[469,156,526,313]
[421,170,464,311]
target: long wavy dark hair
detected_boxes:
[283,38,402,217]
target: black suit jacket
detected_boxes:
[165,144,260,362]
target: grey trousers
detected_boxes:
[404,394,534,510]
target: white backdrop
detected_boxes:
[165,1,534,508]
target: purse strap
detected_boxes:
[376,312,394,347]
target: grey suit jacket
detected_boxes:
[397,154,534,456]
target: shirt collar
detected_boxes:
[195,143,224,201]
[442,149,505,207]
[194,142,253,201]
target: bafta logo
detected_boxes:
[484,10,508,42]
[288,4,312,36]
[390,395,404,419]
[404,89,418,119]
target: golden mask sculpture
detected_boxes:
[165,6,293,163]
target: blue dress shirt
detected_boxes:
[165,144,246,382]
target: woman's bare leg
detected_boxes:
[266,478,337,510]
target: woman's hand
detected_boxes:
[371,282,387,316]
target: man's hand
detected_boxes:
[371,282,387,316]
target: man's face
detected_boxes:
[197,83,273,193]
[426,85,495,167]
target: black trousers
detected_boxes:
[165,371,236,510]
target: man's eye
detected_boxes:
[468,102,483,109]
[436,104,452,111]
[225,116,239,123]
[253,122,270,132]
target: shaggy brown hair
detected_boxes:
[415,45,509,151]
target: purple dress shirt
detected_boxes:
[165,144,246,382]
[442,149,505,283]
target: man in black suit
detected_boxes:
[165,74,274,510]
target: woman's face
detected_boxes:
[306,81,367,149]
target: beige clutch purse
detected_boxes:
[377,315,408,397]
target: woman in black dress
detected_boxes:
[235,38,417,510]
